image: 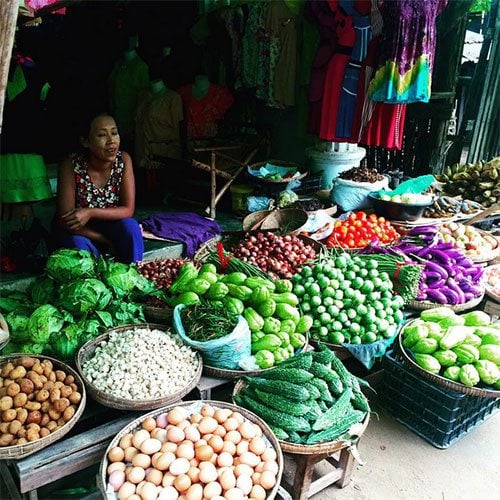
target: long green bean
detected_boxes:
[181,303,239,342]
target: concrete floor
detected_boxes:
[311,396,500,500]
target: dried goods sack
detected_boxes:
[173,304,251,369]
[332,177,389,211]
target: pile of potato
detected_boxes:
[0,356,83,447]
[105,404,280,500]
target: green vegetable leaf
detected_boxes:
[46,249,96,282]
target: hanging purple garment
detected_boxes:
[141,212,222,258]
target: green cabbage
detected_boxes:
[101,261,155,298]
[59,279,112,316]
[0,291,30,313]
[27,304,65,344]
[30,275,57,305]
[46,249,96,282]
[53,325,81,360]
[6,309,31,342]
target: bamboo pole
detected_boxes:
[0,0,18,133]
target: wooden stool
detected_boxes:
[279,415,369,500]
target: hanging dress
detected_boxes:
[368,0,448,103]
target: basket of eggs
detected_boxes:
[99,400,283,500]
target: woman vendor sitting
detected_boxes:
[53,112,144,263]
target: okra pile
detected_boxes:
[402,308,500,389]
[234,346,369,445]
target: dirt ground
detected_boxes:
[309,397,500,500]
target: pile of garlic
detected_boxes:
[82,327,199,400]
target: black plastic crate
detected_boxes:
[380,349,500,449]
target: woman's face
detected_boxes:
[83,115,120,162]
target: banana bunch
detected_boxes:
[424,196,483,218]
[436,157,500,207]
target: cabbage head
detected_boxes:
[0,291,30,313]
[6,309,31,342]
[101,261,155,298]
[27,304,65,344]
[46,249,96,282]
[59,279,112,316]
[53,324,81,360]
[30,275,57,305]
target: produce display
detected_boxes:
[234,346,369,445]
[230,232,317,279]
[393,226,484,305]
[81,327,200,400]
[138,259,196,292]
[338,165,384,183]
[379,193,432,204]
[104,403,280,499]
[484,265,500,298]
[180,303,239,342]
[292,253,404,345]
[167,263,309,369]
[437,222,499,261]
[325,211,400,249]
[424,196,483,218]
[437,156,500,207]
[401,309,500,389]
[0,249,159,360]
[0,356,83,447]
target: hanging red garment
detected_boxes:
[352,35,407,150]
[318,1,356,141]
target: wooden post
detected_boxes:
[210,151,216,218]
[0,0,18,134]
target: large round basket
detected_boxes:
[396,324,500,398]
[242,209,309,234]
[484,264,500,302]
[408,292,485,312]
[233,380,370,455]
[202,335,309,379]
[0,313,9,350]
[0,354,86,460]
[76,324,202,411]
[466,230,500,264]
[142,305,173,325]
[97,400,284,500]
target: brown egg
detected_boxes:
[155,451,176,471]
[140,438,162,455]
[217,451,233,468]
[138,481,158,500]
[200,404,215,417]
[126,466,146,485]
[262,460,279,475]
[239,451,260,468]
[213,408,232,424]
[259,470,277,489]
[213,425,226,437]
[222,417,239,432]
[183,425,201,443]
[203,481,222,498]
[132,429,150,449]
[108,446,125,463]
[197,417,218,435]
[161,441,178,454]
[224,430,242,444]
[249,437,267,456]
[174,473,192,492]
[142,417,157,432]
[189,413,202,424]
[224,487,245,500]
[238,421,257,440]
[161,472,176,487]
[176,442,195,460]
[107,462,126,475]
[167,426,185,443]
[221,440,236,456]
[119,434,133,450]
[250,484,267,500]
[230,412,244,424]
[234,463,253,478]
[236,440,249,456]
[185,483,203,500]
[132,453,151,469]
[195,444,213,462]
[167,407,187,425]
[208,435,224,453]
[261,447,277,462]
[146,468,163,486]
[187,466,200,483]
[198,463,218,484]
[118,481,136,500]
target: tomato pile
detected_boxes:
[325,211,400,249]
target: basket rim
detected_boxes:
[76,323,202,410]
[98,400,284,499]
[408,292,485,312]
[397,320,500,398]
[0,353,87,459]
[232,380,370,454]
[468,231,500,263]
[247,159,308,184]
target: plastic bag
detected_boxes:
[247,196,273,212]
[173,304,251,369]
[332,177,389,211]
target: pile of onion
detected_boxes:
[231,232,316,279]
[138,259,197,291]
[106,404,280,500]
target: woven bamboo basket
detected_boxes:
[76,323,202,411]
[202,333,309,379]
[396,328,500,398]
[0,354,86,459]
[233,380,370,454]
[408,292,485,312]
[193,231,323,264]
[97,400,284,499]
[467,231,500,264]
[142,304,173,325]
[242,209,309,234]
[483,264,500,303]
[247,160,307,184]
[0,313,9,351]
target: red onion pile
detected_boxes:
[231,232,317,279]
[138,259,196,290]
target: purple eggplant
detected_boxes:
[440,287,460,305]
[426,289,448,304]
[447,279,466,303]
[428,248,454,266]
[427,278,445,289]
[425,261,448,279]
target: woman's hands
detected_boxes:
[61,207,91,231]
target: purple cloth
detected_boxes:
[141,212,222,258]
